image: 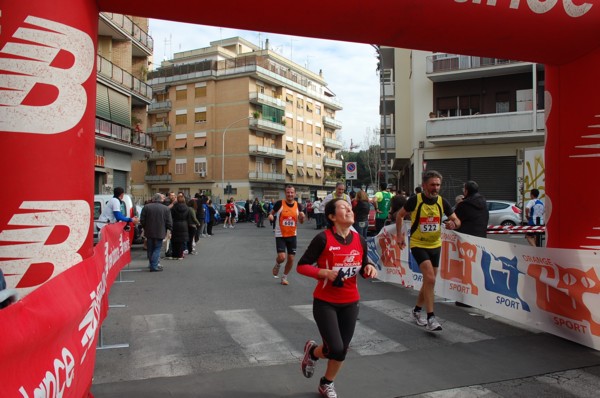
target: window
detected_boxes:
[315,126,321,135]
[176,88,187,101]
[297,121,303,132]
[194,158,207,175]
[297,144,303,154]
[176,114,187,125]
[256,159,264,173]
[496,92,510,113]
[286,93,294,104]
[306,124,313,134]
[195,111,207,123]
[306,145,313,156]
[195,86,206,98]
[315,105,321,115]
[286,141,294,152]
[286,117,293,128]
[297,98,304,109]
[175,159,187,174]
[306,103,314,113]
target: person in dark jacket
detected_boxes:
[352,190,370,238]
[454,180,489,238]
[170,194,190,260]
[140,193,173,272]
[453,180,489,307]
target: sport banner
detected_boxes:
[0,223,130,398]
[367,223,600,350]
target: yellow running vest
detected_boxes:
[409,193,444,249]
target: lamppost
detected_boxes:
[371,44,389,185]
[222,115,252,200]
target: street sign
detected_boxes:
[345,162,357,180]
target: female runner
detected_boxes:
[297,198,378,398]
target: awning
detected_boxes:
[306,168,314,177]
[174,140,187,149]
[315,170,322,178]
[193,138,206,147]
[286,93,294,102]
[286,141,294,151]
[286,165,295,176]
[306,102,314,112]
[297,167,304,177]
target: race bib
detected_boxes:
[419,216,440,233]
[332,266,359,278]
[281,217,296,227]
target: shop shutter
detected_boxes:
[470,156,516,201]
[424,158,468,201]
[113,170,127,192]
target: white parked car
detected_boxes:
[486,200,522,226]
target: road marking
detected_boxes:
[291,304,408,355]
[130,314,193,380]
[361,299,494,344]
[215,308,301,365]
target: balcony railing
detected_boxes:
[148,100,172,114]
[323,137,343,150]
[95,117,153,149]
[100,13,154,54]
[97,55,152,101]
[324,179,338,187]
[426,54,525,74]
[145,174,172,182]
[248,145,286,158]
[248,171,285,182]
[426,110,546,142]
[323,157,343,167]
[147,124,172,135]
[249,92,286,110]
[323,116,342,130]
[148,150,172,160]
[249,118,286,135]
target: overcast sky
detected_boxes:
[148,19,381,151]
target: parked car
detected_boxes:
[487,200,522,226]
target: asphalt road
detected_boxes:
[92,220,599,397]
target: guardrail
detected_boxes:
[486,225,545,234]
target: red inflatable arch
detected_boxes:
[1,0,599,286]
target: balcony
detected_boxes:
[248,171,285,182]
[249,118,286,136]
[324,178,338,187]
[426,110,546,145]
[99,13,153,56]
[147,124,172,136]
[323,157,343,168]
[97,55,152,104]
[249,92,286,110]
[148,150,172,160]
[95,117,152,160]
[248,145,286,159]
[323,116,342,130]
[323,137,343,150]
[425,54,533,83]
[145,174,172,182]
[148,100,172,114]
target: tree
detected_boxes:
[339,127,380,191]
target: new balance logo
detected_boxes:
[0,200,89,296]
[0,16,94,134]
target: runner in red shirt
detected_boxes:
[296,198,377,398]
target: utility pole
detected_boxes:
[371,44,389,185]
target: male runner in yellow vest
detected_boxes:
[395,170,461,331]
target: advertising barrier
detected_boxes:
[368,223,600,350]
[0,223,130,398]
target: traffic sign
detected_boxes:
[345,162,357,180]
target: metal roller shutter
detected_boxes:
[113,170,127,192]
[424,156,517,202]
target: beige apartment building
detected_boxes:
[131,37,343,203]
[95,13,153,195]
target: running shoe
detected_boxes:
[318,382,337,398]
[426,316,442,331]
[272,263,281,278]
[412,310,427,327]
[302,340,318,378]
[281,277,289,286]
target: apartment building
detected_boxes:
[384,48,545,203]
[132,37,343,202]
[95,13,153,195]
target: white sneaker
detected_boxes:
[318,382,337,398]
[412,310,427,327]
[426,316,442,331]
[223,224,227,228]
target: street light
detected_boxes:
[371,44,389,185]
[222,115,253,201]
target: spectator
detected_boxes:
[140,193,173,272]
[352,190,370,238]
[525,188,545,246]
[454,181,489,238]
[313,197,323,230]
[374,183,393,233]
[169,194,190,260]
